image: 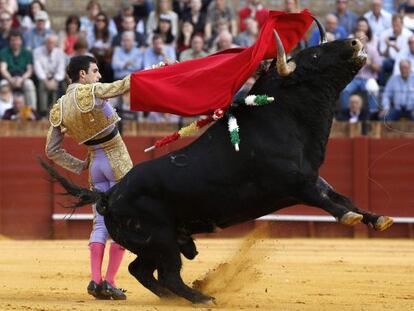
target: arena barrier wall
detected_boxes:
[1,136,413,239]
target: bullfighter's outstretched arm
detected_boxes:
[93,74,130,99]
[45,126,87,174]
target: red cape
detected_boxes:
[130,10,314,116]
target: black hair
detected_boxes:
[65,15,81,33]
[66,55,97,83]
[9,29,24,42]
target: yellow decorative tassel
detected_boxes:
[178,121,199,137]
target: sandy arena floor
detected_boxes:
[0,234,413,311]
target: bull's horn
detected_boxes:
[273,29,296,76]
[312,16,328,44]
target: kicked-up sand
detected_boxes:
[0,232,413,311]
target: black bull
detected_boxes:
[40,26,394,304]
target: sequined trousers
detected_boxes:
[88,133,133,244]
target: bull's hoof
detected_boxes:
[339,212,363,226]
[194,295,215,305]
[374,216,394,231]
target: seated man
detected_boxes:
[2,91,38,120]
[337,94,369,123]
[33,34,66,116]
[380,59,414,121]
[111,31,143,79]
[0,29,37,110]
[143,34,176,69]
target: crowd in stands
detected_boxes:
[0,0,413,125]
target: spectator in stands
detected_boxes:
[209,29,238,53]
[179,34,207,61]
[238,0,267,32]
[0,0,18,27]
[0,11,13,50]
[2,91,38,120]
[182,0,206,35]
[111,15,145,48]
[401,0,414,31]
[0,0,17,15]
[235,17,258,47]
[283,0,300,13]
[173,0,190,20]
[364,0,392,40]
[71,36,93,58]
[146,0,178,39]
[33,34,65,115]
[20,0,49,32]
[332,0,358,36]
[87,12,114,82]
[58,15,81,57]
[340,28,382,116]
[381,59,414,120]
[205,0,237,42]
[0,30,36,109]
[80,0,101,36]
[131,0,153,34]
[0,79,13,118]
[378,13,411,85]
[149,14,176,47]
[393,35,414,75]
[176,20,194,55]
[111,3,135,34]
[111,31,143,80]
[17,0,46,18]
[337,94,369,123]
[308,14,347,47]
[24,10,54,51]
[143,34,176,69]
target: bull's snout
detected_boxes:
[350,39,363,52]
[349,38,367,63]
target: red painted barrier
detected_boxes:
[0,136,413,239]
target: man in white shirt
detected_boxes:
[393,35,414,75]
[378,14,411,85]
[364,0,392,40]
[33,33,66,116]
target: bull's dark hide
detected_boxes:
[40,36,393,304]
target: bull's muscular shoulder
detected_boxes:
[75,84,95,112]
[49,100,63,127]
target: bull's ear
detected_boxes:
[273,29,296,76]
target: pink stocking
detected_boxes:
[105,243,125,286]
[89,242,105,284]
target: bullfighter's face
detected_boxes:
[82,62,102,84]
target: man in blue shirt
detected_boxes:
[143,34,176,69]
[308,14,347,47]
[381,59,414,121]
[332,0,358,36]
[23,10,54,51]
[112,31,143,79]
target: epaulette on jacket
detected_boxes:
[75,84,96,112]
[49,99,63,127]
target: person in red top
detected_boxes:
[238,0,268,32]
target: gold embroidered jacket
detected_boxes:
[45,75,130,174]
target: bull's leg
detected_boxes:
[128,255,174,298]
[317,177,393,231]
[156,244,214,304]
[301,182,363,226]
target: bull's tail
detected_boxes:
[38,157,109,214]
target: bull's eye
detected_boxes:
[312,53,318,60]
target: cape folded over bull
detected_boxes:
[39,18,393,304]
